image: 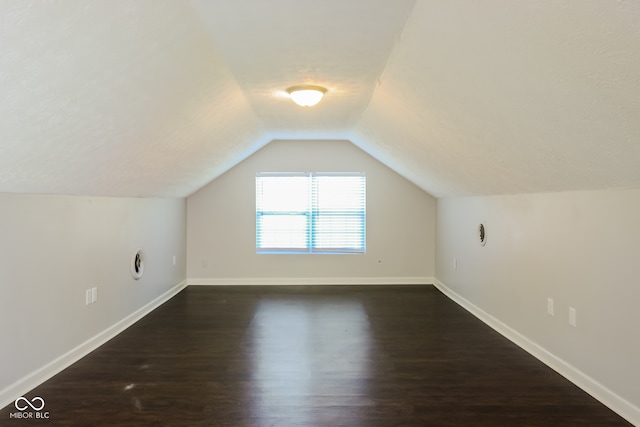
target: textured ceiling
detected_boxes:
[0,0,639,198]
[353,0,640,197]
[0,0,268,197]
[191,0,415,139]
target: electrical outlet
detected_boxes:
[547,298,554,316]
[85,289,92,306]
[569,307,577,327]
[91,287,98,304]
[453,258,458,271]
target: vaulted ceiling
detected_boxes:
[1,0,639,198]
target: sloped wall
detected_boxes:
[435,189,640,424]
[0,194,186,408]
[187,139,435,284]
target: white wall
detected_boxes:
[187,139,435,283]
[0,194,186,406]
[435,189,640,424]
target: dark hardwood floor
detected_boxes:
[0,285,631,426]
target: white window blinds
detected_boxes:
[256,172,366,254]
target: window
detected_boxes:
[256,172,366,254]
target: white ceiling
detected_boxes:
[1,0,639,198]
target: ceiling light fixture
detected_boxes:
[286,85,327,107]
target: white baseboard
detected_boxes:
[188,276,434,286]
[0,280,188,412]
[433,278,640,426]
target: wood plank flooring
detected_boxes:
[0,285,632,426]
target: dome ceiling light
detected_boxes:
[286,85,327,107]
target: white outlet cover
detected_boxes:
[569,307,577,327]
[91,287,98,303]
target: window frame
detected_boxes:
[256,172,366,255]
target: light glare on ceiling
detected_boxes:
[287,85,327,107]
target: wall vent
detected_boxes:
[478,223,487,246]
[131,248,145,280]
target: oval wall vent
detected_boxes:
[478,223,487,246]
[131,248,145,280]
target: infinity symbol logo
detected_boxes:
[14,396,45,411]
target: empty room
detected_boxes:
[0,0,639,425]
